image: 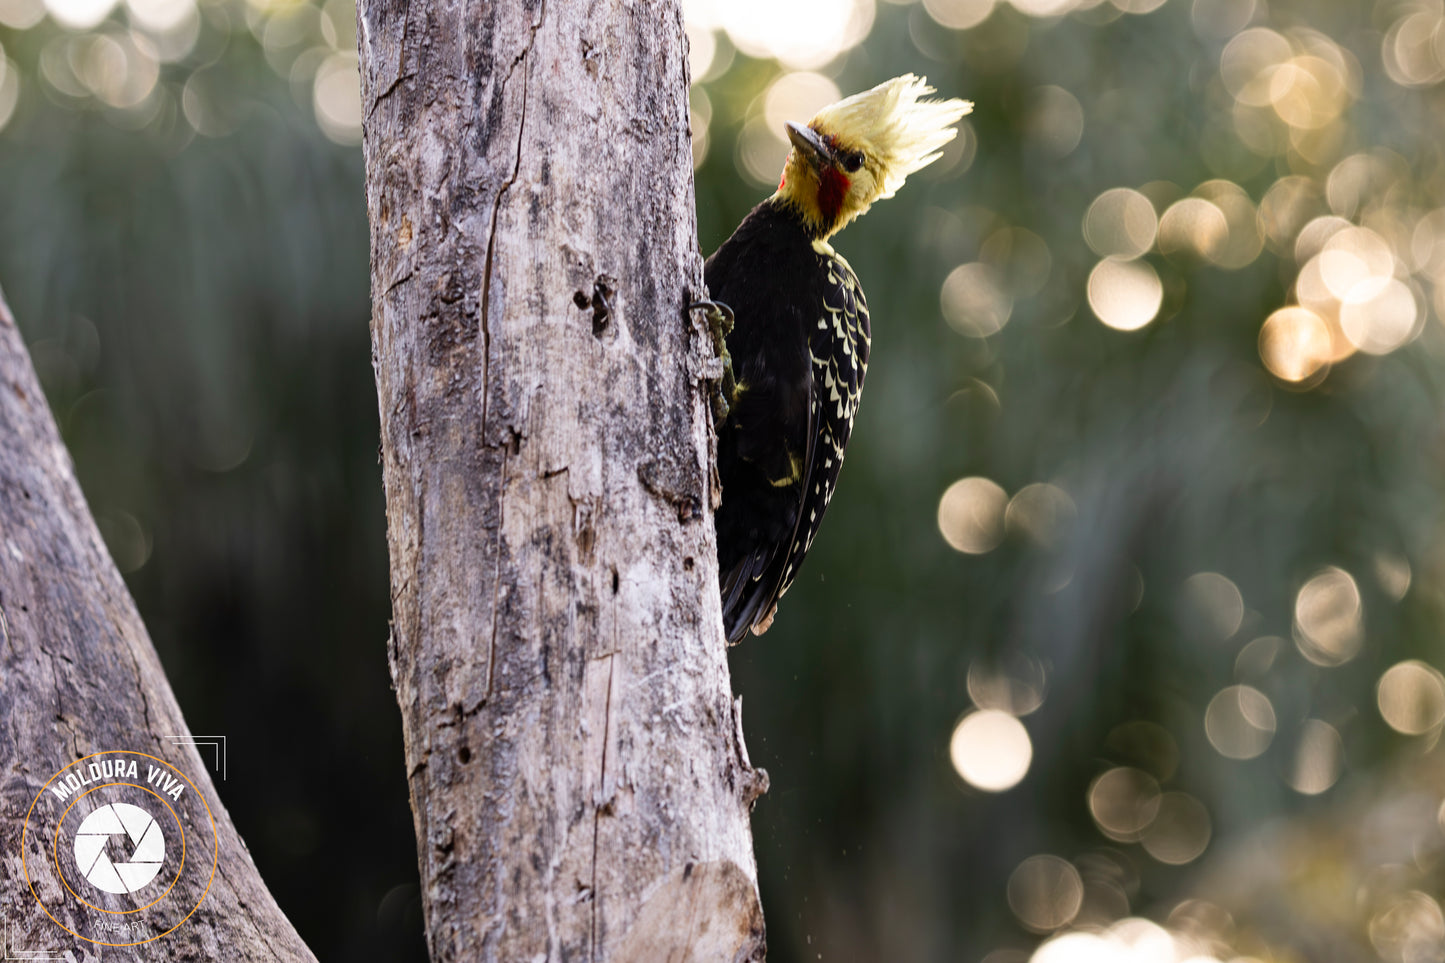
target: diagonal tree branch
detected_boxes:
[0,289,316,960]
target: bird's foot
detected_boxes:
[688,298,737,424]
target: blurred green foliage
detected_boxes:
[0,3,417,955]
[5,0,1445,959]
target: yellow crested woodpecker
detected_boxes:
[695,75,972,643]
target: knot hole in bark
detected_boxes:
[573,275,617,338]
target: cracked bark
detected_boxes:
[356,0,767,960]
[0,289,316,961]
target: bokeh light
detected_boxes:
[1029,918,1220,963]
[1088,767,1161,842]
[1286,719,1343,795]
[76,32,158,108]
[1009,0,1075,18]
[44,0,116,30]
[0,0,45,28]
[1294,214,1351,262]
[1204,685,1276,759]
[1325,151,1402,219]
[1258,176,1323,254]
[1293,566,1363,667]
[1073,855,1132,927]
[1087,258,1163,331]
[1374,553,1412,601]
[313,52,361,145]
[950,709,1033,792]
[1158,197,1228,262]
[1112,0,1167,13]
[1369,891,1445,963]
[125,0,192,32]
[1338,279,1420,356]
[98,510,152,573]
[980,227,1052,299]
[1258,306,1332,384]
[1025,86,1084,157]
[1005,483,1076,551]
[1108,918,1178,959]
[1315,227,1393,297]
[684,19,716,80]
[1141,792,1212,865]
[1220,25,1361,164]
[1084,188,1157,261]
[941,261,1013,337]
[922,0,994,30]
[1413,209,1445,278]
[683,0,874,70]
[938,476,1009,554]
[1192,180,1262,269]
[1234,635,1282,679]
[968,655,1048,716]
[1268,55,1350,130]
[1382,9,1445,88]
[737,114,787,187]
[1008,855,1084,933]
[1376,661,1445,736]
[1168,899,1235,957]
[1182,572,1244,642]
[1031,930,1114,963]
[763,71,841,135]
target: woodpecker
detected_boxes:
[698,75,972,643]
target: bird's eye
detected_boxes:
[841,151,865,173]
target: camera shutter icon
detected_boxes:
[73,802,166,895]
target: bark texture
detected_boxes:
[356,0,766,960]
[0,290,316,961]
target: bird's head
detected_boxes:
[774,74,972,240]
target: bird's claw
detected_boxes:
[688,298,738,424]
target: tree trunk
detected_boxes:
[0,291,316,961]
[356,0,767,960]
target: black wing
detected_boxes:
[721,248,870,640]
[719,386,816,636]
[771,250,871,603]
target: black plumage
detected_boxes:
[709,198,871,643]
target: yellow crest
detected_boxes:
[809,74,973,201]
[777,74,973,238]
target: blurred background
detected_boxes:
[3,0,1445,958]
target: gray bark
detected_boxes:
[0,290,316,961]
[356,0,767,959]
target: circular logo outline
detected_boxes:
[51,782,186,914]
[22,750,219,948]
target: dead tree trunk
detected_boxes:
[356,0,766,959]
[0,291,316,961]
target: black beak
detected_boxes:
[786,122,835,168]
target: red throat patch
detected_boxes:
[817,169,850,230]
